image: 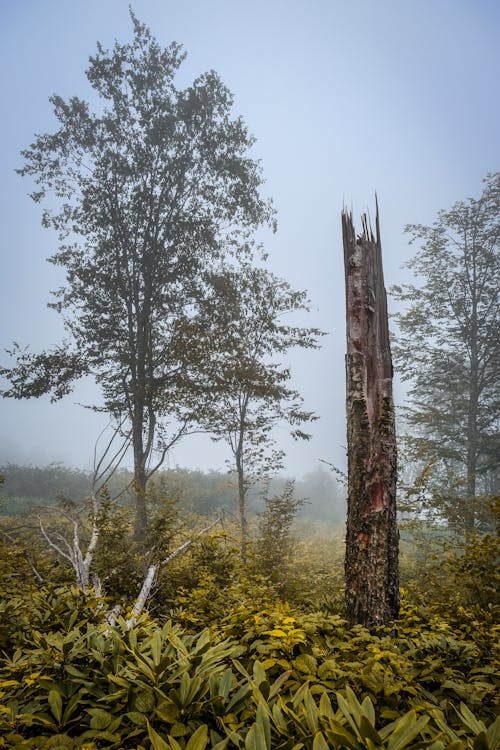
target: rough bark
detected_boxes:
[132,461,148,542]
[342,202,399,629]
[131,386,150,541]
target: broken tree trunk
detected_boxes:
[342,201,399,630]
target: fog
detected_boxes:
[1,0,499,477]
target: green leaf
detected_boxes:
[48,689,62,724]
[61,691,84,724]
[211,738,230,750]
[135,689,156,713]
[336,689,360,738]
[218,668,233,698]
[312,731,330,750]
[272,701,288,732]
[458,703,486,735]
[126,710,148,726]
[87,708,113,731]
[360,695,376,727]
[268,670,292,699]
[151,630,162,667]
[147,720,170,750]
[319,692,335,720]
[486,715,500,750]
[227,683,251,712]
[253,661,267,687]
[179,672,191,706]
[171,722,189,737]
[156,700,180,723]
[135,657,156,682]
[294,654,318,674]
[107,673,131,688]
[256,701,271,750]
[303,687,319,734]
[128,629,138,650]
[293,681,312,709]
[185,724,209,750]
[359,715,382,745]
[245,722,268,750]
[428,709,459,742]
[324,723,359,750]
[386,711,429,750]
[64,665,86,678]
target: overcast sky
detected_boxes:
[1,0,499,477]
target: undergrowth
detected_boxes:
[0,582,498,749]
[0,519,498,748]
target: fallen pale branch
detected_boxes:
[124,516,222,628]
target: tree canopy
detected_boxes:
[197,263,323,559]
[1,14,275,538]
[392,173,500,531]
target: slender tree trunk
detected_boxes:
[132,416,148,541]
[234,394,250,563]
[465,277,479,533]
[133,474,148,541]
[235,448,248,564]
[466,376,478,533]
[132,308,151,541]
[342,203,399,630]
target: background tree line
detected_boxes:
[0,461,345,523]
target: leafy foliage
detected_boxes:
[400,520,500,613]
[255,480,304,595]
[0,12,276,539]
[197,264,323,561]
[392,173,500,531]
[0,498,498,748]
[0,583,498,749]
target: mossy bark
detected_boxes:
[342,203,399,629]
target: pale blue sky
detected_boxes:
[1,0,499,475]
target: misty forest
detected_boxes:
[0,13,499,750]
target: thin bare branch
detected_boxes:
[38,516,74,565]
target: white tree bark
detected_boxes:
[125,517,221,628]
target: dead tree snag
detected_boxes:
[342,201,399,629]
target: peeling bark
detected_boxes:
[342,201,399,629]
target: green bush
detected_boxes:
[1,585,498,748]
[1,501,498,749]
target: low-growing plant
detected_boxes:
[1,492,499,750]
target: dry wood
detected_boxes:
[342,200,399,629]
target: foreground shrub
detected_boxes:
[0,586,498,748]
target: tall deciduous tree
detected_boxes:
[0,14,274,539]
[200,264,323,562]
[392,174,500,531]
